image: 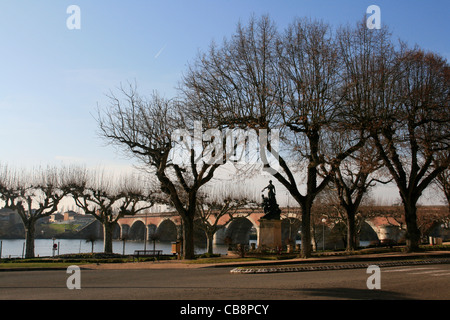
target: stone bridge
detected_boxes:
[112,207,382,248]
[114,207,304,246]
[110,206,450,249]
[78,205,449,249]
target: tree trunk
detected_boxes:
[24,221,36,258]
[206,230,214,255]
[310,224,317,252]
[300,202,312,258]
[403,200,420,252]
[103,222,114,254]
[182,216,196,259]
[445,192,450,213]
[300,131,321,258]
[346,208,357,251]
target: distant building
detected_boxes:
[64,211,93,222]
[47,211,92,223]
[0,208,21,225]
[49,213,64,223]
[64,211,78,221]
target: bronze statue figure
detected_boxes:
[261,180,281,220]
[262,180,276,202]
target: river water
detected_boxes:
[0,239,370,258]
[0,239,229,258]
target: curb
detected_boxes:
[0,267,67,272]
[230,257,450,274]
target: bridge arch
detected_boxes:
[129,220,146,240]
[193,219,207,246]
[156,219,178,242]
[360,220,382,243]
[224,217,257,245]
[281,217,301,245]
[112,223,121,240]
[119,223,130,239]
[147,224,157,237]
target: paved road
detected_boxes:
[0,263,449,300]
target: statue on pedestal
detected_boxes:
[261,180,281,220]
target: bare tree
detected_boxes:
[372,47,449,251]
[182,16,366,257]
[195,182,258,254]
[337,18,450,251]
[330,141,391,250]
[65,167,158,254]
[434,156,450,211]
[417,206,450,241]
[277,18,370,257]
[334,21,392,251]
[96,85,224,259]
[0,165,68,258]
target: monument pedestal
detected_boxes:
[258,219,282,250]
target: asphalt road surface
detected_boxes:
[0,264,449,300]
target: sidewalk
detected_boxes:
[2,250,449,272]
[81,250,450,272]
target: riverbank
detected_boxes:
[0,238,227,258]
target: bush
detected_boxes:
[196,253,221,259]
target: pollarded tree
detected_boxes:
[0,165,68,258]
[65,167,160,254]
[195,182,259,254]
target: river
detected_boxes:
[0,239,370,258]
[0,239,229,258]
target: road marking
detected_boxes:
[409,270,444,275]
[383,266,450,277]
[383,267,436,273]
[430,272,450,277]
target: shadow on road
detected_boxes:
[299,287,410,300]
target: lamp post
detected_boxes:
[321,218,326,251]
[52,237,56,257]
[144,211,148,252]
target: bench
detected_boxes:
[133,249,163,261]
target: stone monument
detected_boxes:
[258,180,282,250]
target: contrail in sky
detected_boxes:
[155,44,167,59]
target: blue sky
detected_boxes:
[0,1,449,203]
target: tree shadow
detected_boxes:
[300,287,410,300]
